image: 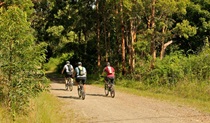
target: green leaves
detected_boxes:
[47,25,64,37]
[0,6,48,116]
[173,20,197,39]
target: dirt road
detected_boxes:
[50,78,210,123]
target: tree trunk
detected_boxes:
[160,40,173,60]
[103,4,108,62]
[159,26,173,60]
[0,2,4,7]
[96,0,101,68]
[129,18,136,73]
[150,0,156,69]
[120,0,126,75]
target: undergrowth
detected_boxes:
[0,92,65,123]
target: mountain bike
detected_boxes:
[78,83,85,100]
[104,78,115,98]
[66,77,73,91]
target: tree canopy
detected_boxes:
[0,0,210,118]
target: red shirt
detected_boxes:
[104,66,115,77]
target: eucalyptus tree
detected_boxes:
[181,0,210,52]
[96,0,115,68]
[43,0,96,60]
[140,0,197,68]
[0,2,47,118]
[122,0,144,73]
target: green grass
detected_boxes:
[92,79,210,114]
[117,85,210,113]
[0,91,72,123]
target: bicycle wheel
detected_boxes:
[65,83,68,90]
[104,84,109,96]
[66,78,71,91]
[110,85,115,98]
[68,79,73,91]
[78,87,81,98]
[81,87,85,100]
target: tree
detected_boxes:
[0,6,47,118]
[182,0,210,52]
[140,0,197,67]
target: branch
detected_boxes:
[0,2,5,7]
[163,40,173,50]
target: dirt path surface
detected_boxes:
[49,77,210,123]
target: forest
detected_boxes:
[0,0,210,120]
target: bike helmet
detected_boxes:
[107,62,110,66]
[78,62,82,65]
[66,61,70,64]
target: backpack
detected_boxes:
[107,66,113,74]
[78,66,85,75]
[66,64,73,75]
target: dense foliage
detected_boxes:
[0,0,210,120]
[33,0,209,72]
[0,1,48,120]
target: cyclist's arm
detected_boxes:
[74,67,78,77]
[61,66,65,74]
[84,67,87,75]
[71,65,74,73]
[101,68,107,77]
[101,68,105,76]
[112,67,115,75]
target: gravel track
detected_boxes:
[50,78,210,123]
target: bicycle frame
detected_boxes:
[104,79,115,98]
[78,83,85,100]
[66,77,73,91]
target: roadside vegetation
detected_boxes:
[0,0,210,122]
[0,92,65,123]
[91,47,210,113]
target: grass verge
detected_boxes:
[0,91,72,123]
[92,81,210,114]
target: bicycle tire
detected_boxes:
[111,88,115,98]
[65,83,68,90]
[78,88,81,98]
[68,80,73,91]
[81,89,85,100]
[104,84,109,96]
[66,78,70,91]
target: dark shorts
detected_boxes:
[105,76,115,84]
[65,74,73,78]
[76,77,86,85]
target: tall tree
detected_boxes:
[0,5,47,117]
[182,0,210,52]
[120,0,126,74]
[124,0,144,73]
[96,0,101,68]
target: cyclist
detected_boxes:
[61,61,74,90]
[101,62,115,85]
[74,62,87,92]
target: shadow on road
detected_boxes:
[57,95,80,100]
[51,88,66,91]
[46,72,64,83]
[86,93,105,97]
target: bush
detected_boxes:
[140,51,186,86]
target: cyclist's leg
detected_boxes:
[104,76,109,89]
[82,78,86,92]
[76,78,80,90]
[105,76,109,85]
[110,77,114,85]
[64,74,68,90]
[65,77,68,84]
[70,75,74,85]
